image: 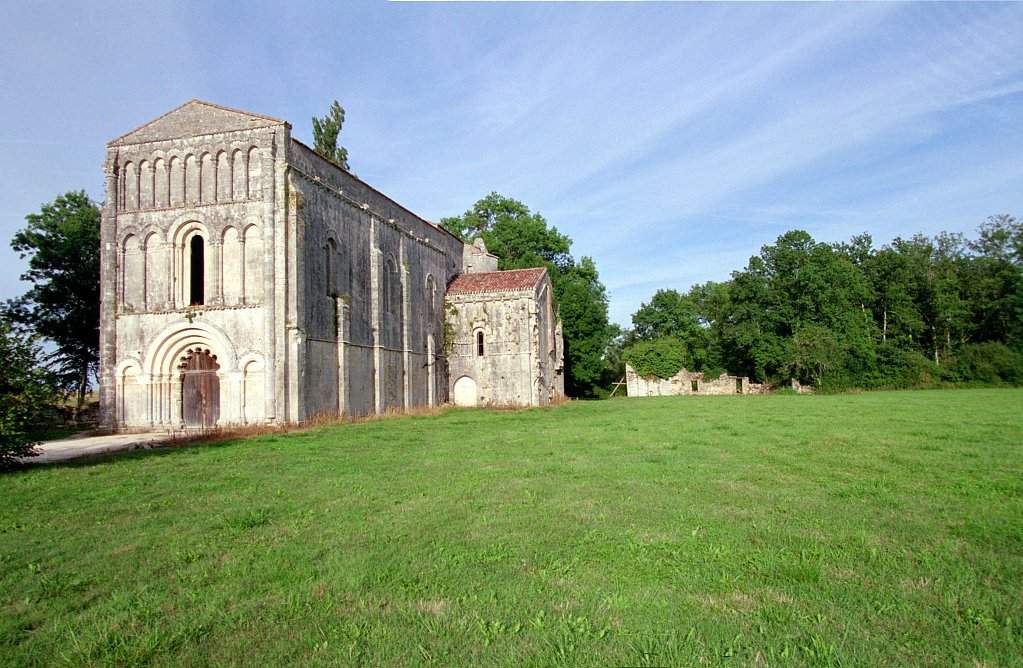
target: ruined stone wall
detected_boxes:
[287,141,463,418]
[100,120,287,429]
[625,364,766,397]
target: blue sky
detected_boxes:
[1,1,1021,326]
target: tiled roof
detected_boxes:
[446,268,547,295]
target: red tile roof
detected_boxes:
[447,268,547,295]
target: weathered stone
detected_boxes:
[99,100,563,430]
[446,265,564,407]
[624,364,766,397]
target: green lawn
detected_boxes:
[2,390,1022,667]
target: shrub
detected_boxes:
[623,337,689,379]
[866,344,947,390]
[951,342,1023,385]
[1,320,60,469]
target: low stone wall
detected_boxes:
[625,365,769,397]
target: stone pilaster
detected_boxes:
[98,150,120,430]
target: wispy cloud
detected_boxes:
[0,2,1020,327]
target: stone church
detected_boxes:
[98,100,563,430]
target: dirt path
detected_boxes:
[27,432,172,464]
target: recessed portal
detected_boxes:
[180,348,219,427]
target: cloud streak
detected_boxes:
[0,2,1020,329]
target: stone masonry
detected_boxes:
[99,100,563,430]
[625,364,766,397]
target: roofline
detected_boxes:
[290,137,463,243]
[107,99,289,147]
[445,267,550,295]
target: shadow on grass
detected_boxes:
[10,403,515,472]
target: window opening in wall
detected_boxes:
[325,241,334,296]
[691,380,699,392]
[190,235,205,305]
[476,331,485,357]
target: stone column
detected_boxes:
[336,296,349,416]
[208,238,222,306]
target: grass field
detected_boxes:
[2,389,1021,667]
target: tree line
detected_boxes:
[617,215,1023,390]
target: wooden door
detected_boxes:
[180,348,220,427]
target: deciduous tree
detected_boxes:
[0,318,60,469]
[6,191,100,410]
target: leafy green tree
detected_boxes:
[623,337,690,379]
[599,324,631,388]
[791,324,844,388]
[965,215,1023,349]
[631,289,701,341]
[312,100,350,170]
[863,245,924,347]
[630,288,720,371]
[6,191,100,410]
[1,318,60,469]
[441,193,572,270]
[715,230,876,384]
[441,193,612,396]
[628,215,1022,391]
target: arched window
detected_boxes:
[190,235,205,305]
[425,274,436,313]
[476,331,485,357]
[325,239,336,296]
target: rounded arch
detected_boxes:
[453,375,478,407]
[122,161,138,209]
[222,226,243,304]
[143,230,163,310]
[247,146,261,198]
[114,356,143,378]
[239,352,266,424]
[168,216,211,248]
[142,320,238,377]
[216,150,232,202]
[153,157,168,207]
[115,357,145,426]
[139,224,165,245]
[115,226,141,249]
[138,159,153,208]
[184,153,199,204]
[168,155,184,206]
[425,273,438,318]
[221,224,239,244]
[199,152,216,203]
[231,148,246,200]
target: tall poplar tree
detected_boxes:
[312,100,350,170]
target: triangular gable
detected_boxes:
[109,99,286,146]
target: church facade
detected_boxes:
[98,100,563,430]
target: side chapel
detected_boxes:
[99,100,563,430]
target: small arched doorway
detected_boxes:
[453,375,478,407]
[180,348,220,427]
